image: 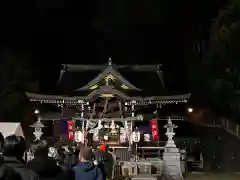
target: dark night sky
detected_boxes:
[1,0,228,94]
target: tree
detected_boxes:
[206,0,240,117]
[0,49,39,122]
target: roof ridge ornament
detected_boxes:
[108,58,112,66]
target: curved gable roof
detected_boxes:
[75,64,141,91]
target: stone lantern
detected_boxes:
[164,117,177,149]
[30,109,44,140]
[162,117,184,180]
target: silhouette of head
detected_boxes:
[30,140,48,158]
[3,135,26,159]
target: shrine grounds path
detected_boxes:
[186,173,240,180]
[113,173,240,180]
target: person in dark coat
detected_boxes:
[26,140,67,180]
[0,133,23,180]
[1,135,39,180]
[74,146,104,180]
[94,144,114,180]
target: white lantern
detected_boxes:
[74,130,83,143]
[144,134,150,142]
[132,131,140,143]
[104,135,108,140]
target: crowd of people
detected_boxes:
[0,133,116,180]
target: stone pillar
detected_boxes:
[162,117,184,180]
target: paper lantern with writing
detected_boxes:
[132,131,140,142]
[74,131,83,143]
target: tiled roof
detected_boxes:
[26,61,191,106]
[118,69,165,96]
[75,65,141,91]
[58,62,166,96]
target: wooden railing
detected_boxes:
[110,146,164,161]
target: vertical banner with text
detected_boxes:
[67,120,74,140]
[150,119,159,142]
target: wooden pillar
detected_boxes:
[53,120,61,141]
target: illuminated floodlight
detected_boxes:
[34,109,40,114]
[188,108,193,113]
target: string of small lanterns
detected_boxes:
[29,98,188,106]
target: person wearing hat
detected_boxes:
[74,146,104,180]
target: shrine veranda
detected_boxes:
[26,59,191,155]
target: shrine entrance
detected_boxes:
[26,60,190,179]
[95,121,121,144]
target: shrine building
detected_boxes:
[26,59,191,148]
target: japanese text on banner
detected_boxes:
[150,119,159,141]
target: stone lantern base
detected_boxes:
[162,147,184,180]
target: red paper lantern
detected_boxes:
[150,119,159,141]
[67,120,74,140]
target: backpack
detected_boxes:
[0,164,22,180]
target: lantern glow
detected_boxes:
[74,130,83,143]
